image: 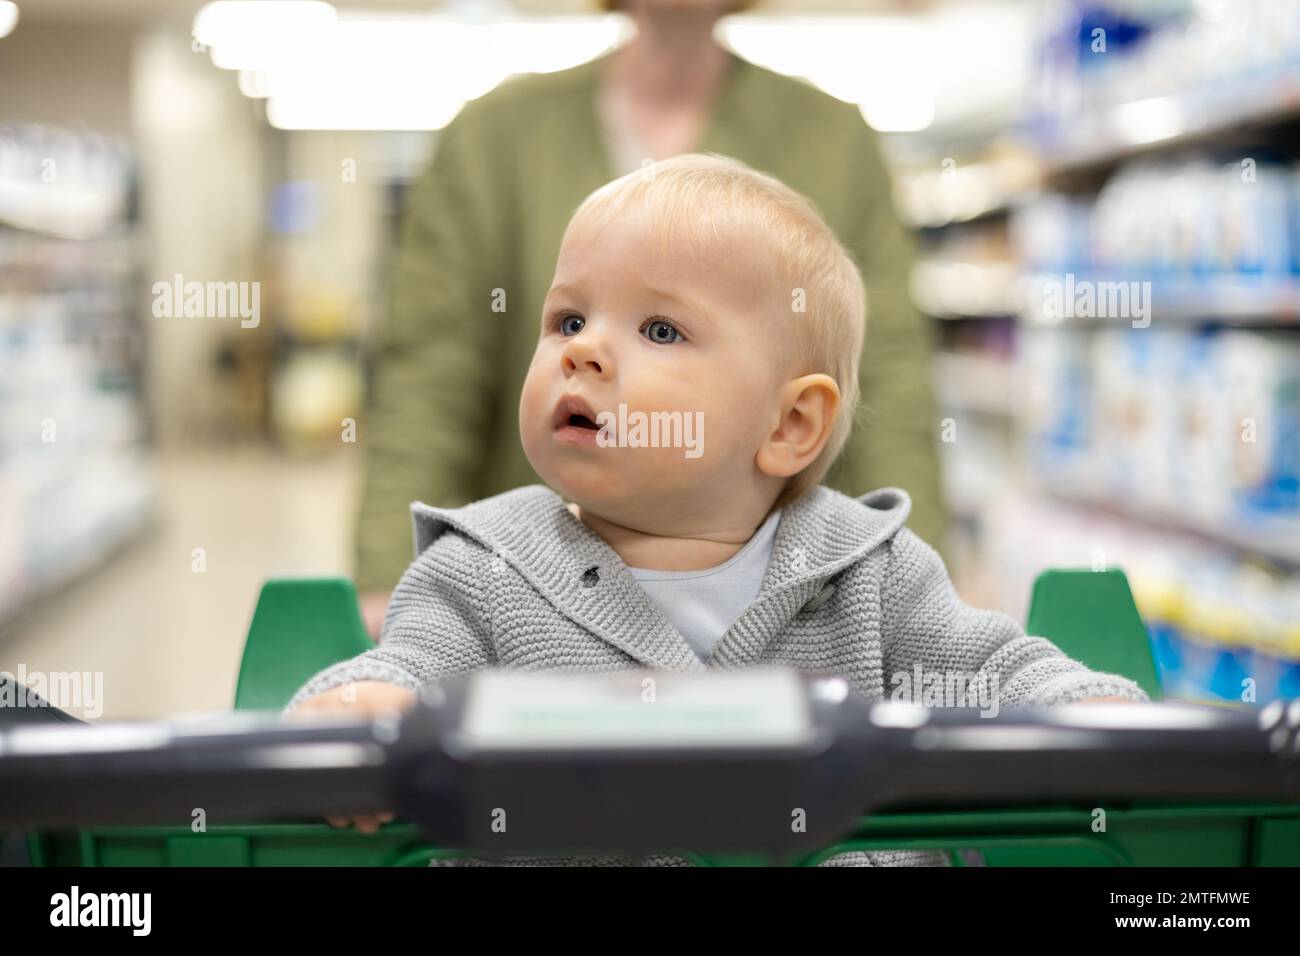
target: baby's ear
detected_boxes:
[755,374,840,480]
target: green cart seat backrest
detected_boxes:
[234,578,375,711]
[1025,568,1163,701]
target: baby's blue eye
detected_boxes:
[559,314,585,336]
[644,319,681,345]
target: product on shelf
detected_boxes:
[0,124,131,239]
[922,0,1300,709]
[1014,159,1300,301]
[0,123,151,623]
[1019,325,1300,531]
[1029,0,1300,155]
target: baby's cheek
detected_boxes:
[518,368,546,429]
[517,379,549,464]
[702,394,765,457]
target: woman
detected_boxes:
[354,0,946,633]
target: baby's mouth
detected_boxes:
[552,394,603,434]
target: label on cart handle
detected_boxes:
[459,669,813,749]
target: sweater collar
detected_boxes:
[410,484,911,670]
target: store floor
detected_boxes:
[0,447,362,721]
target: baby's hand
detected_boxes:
[286,680,419,832]
[289,679,418,721]
[357,589,392,640]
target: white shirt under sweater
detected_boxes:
[627,508,783,662]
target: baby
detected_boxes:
[287,153,1148,863]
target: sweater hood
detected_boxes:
[411,484,910,589]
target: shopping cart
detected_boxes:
[5,570,1300,867]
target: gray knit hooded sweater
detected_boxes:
[287,483,1150,866]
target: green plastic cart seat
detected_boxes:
[1025,568,1163,701]
[234,578,376,712]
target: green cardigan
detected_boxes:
[355,48,946,591]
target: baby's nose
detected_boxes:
[562,341,605,375]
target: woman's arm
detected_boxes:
[353,101,513,593]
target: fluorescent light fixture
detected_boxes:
[192,5,934,133]
[259,13,625,131]
[266,91,469,133]
[0,2,19,40]
[238,70,270,99]
[193,1,337,71]
[192,2,627,129]
[720,17,937,132]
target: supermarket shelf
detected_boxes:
[0,125,155,637]
[899,182,1016,231]
[933,352,1021,417]
[920,263,1300,326]
[1041,481,1300,569]
[0,128,132,240]
[896,153,1038,230]
[912,199,1011,231]
[914,85,1300,218]
[926,7,1300,627]
[1148,282,1300,326]
[912,260,1022,319]
[1038,75,1300,182]
[1021,273,1300,327]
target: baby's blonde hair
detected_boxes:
[568,153,866,508]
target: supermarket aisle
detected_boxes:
[0,448,362,721]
